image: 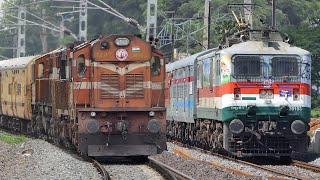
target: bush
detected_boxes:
[311,108,320,118]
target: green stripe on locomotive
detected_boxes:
[196,106,310,123]
[222,106,310,123]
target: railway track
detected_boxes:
[292,160,320,173]
[148,156,195,180]
[98,157,193,180]
[90,159,110,180]
[170,141,320,180]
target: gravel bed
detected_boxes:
[0,138,101,180]
[152,150,261,180]
[104,164,164,180]
[166,142,291,179]
[264,164,320,179]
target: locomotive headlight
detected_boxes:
[260,90,267,98]
[115,37,130,46]
[100,41,109,49]
[293,89,300,101]
[147,119,161,133]
[90,112,96,117]
[260,89,274,99]
[229,119,244,134]
[149,111,155,117]
[291,120,306,135]
[267,90,274,98]
[86,119,100,133]
[234,88,241,100]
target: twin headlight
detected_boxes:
[260,90,274,99]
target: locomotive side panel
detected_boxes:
[72,46,91,107]
[34,55,52,105]
[170,66,194,122]
[150,54,165,108]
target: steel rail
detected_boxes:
[90,158,110,180]
[231,158,305,180]
[148,156,195,180]
[171,141,305,180]
[292,160,320,173]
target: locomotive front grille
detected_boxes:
[229,136,291,155]
[125,74,144,98]
[101,74,119,98]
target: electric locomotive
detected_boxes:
[166,29,311,157]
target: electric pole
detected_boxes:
[203,0,211,49]
[17,6,26,57]
[146,0,157,41]
[40,9,48,53]
[272,0,276,29]
[244,0,252,28]
[79,0,87,41]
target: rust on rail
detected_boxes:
[172,147,254,177]
[292,160,320,172]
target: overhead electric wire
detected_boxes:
[95,0,127,19]
[3,0,78,39]
[0,11,66,33]
[87,0,144,32]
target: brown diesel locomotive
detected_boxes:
[0,35,167,157]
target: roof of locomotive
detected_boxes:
[220,40,310,55]
[0,56,39,70]
[166,49,216,72]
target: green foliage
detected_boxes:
[1,0,320,109]
[311,108,320,118]
[59,36,76,47]
[308,130,314,138]
[0,131,28,144]
[285,26,320,109]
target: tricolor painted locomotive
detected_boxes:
[0,35,167,157]
[166,29,311,157]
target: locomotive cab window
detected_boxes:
[234,56,261,76]
[271,57,299,76]
[151,56,161,76]
[77,55,86,77]
[38,62,44,79]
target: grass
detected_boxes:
[0,131,28,144]
[308,131,315,138]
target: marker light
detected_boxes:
[234,88,241,100]
[293,89,299,101]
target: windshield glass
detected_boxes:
[234,56,261,76]
[232,55,301,83]
[271,57,298,76]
